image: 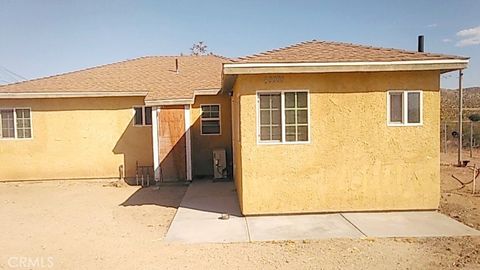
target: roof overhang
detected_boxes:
[144,88,221,106]
[223,59,469,75]
[0,91,148,99]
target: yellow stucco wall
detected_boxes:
[0,97,152,181]
[233,71,441,215]
[190,93,233,177]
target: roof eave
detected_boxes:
[0,91,148,99]
[223,59,469,75]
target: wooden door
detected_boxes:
[158,106,186,181]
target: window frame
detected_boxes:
[256,90,310,145]
[0,107,33,140]
[200,104,222,136]
[132,106,152,127]
[386,90,423,127]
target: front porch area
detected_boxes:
[165,180,480,243]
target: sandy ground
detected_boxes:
[0,154,479,269]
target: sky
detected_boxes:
[0,0,479,88]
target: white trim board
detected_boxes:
[152,106,160,182]
[184,105,192,181]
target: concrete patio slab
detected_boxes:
[342,211,480,238]
[166,180,480,243]
[246,214,365,241]
[164,180,249,243]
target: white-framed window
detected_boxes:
[0,108,32,139]
[387,90,423,126]
[133,106,152,126]
[257,90,310,144]
[201,104,221,135]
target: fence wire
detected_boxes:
[441,121,480,157]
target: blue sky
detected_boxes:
[0,0,479,88]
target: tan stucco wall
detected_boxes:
[0,97,152,181]
[233,71,441,215]
[190,93,232,177]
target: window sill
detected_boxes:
[387,123,423,127]
[257,141,311,145]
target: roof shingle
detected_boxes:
[0,55,230,101]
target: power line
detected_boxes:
[0,66,27,81]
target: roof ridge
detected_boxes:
[234,39,469,63]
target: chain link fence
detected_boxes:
[441,121,480,157]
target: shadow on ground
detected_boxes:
[120,185,187,208]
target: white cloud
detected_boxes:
[427,23,438,28]
[456,25,480,47]
[442,38,452,43]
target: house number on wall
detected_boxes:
[264,75,284,84]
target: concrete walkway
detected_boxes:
[165,180,480,243]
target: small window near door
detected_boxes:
[201,104,221,135]
[133,106,152,126]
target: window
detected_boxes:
[257,91,309,143]
[133,106,152,126]
[201,104,221,135]
[0,108,32,139]
[387,91,422,126]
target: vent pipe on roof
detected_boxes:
[418,35,424,52]
[175,58,179,74]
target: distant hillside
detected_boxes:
[441,87,480,121]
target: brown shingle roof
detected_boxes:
[0,55,230,101]
[234,40,468,63]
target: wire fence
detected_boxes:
[441,121,480,157]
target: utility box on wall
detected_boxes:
[213,148,227,179]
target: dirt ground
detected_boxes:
[0,154,479,269]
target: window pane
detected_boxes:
[407,92,420,123]
[144,107,152,125]
[285,93,295,108]
[24,129,31,138]
[259,95,270,109]
[285,126,296,142]
[297,92,307,108]
[297,110,308,124]
[271,95,280,109]
[17,119,24,128]
[389,93,403,123]
[134,107,143,125]
[260,110,270,125]
[272,126,281,140]
[297,126,308,141]
[202,120,220,134]
[1,110,14,138]
[211,105,220,112]
[260,127,270,140]
[285,110,295,124]
[271,109,281,125]
[17,129,24,138]
[210,111,219,118]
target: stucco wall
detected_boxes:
[0,97,152,181]
[190,93,232,178]
[233,71,441,215]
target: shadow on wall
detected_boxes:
[190,104,233,179]
[120,185,187,208]
[113,118,153,185]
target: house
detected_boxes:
[0,40,468,215]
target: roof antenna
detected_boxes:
[175,58,179,74]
